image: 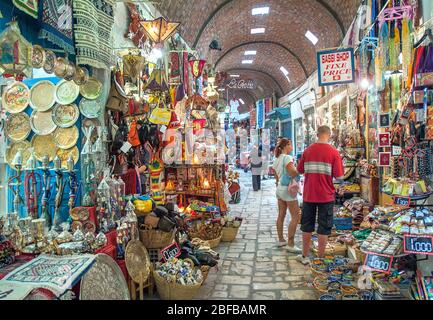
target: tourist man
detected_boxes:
[296,126,344,264]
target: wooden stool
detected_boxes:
[129,271,153,300]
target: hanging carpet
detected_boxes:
[12,0,38,19]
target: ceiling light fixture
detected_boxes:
[252,7,270,15]
[140,17,180,43]
[245,50,257,55]
[251,28,265,34]
[305,30,319,45]
[242,60,253,64]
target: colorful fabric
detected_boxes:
[169,51,181,84]
[0,282,34,300]
[72,0,115,69]
[297,143,344,203]
[2,254,95,297]
[39,0,75,55]
[12,0,38,18]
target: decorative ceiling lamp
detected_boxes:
[140,17,180,43]
[0,21,32,78]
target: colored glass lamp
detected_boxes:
[140,17,180,43]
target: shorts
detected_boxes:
[276,185,297,202]
[301,201,334,236]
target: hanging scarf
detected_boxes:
[12,0,38,18]
[375,47,384,91]
[389,23,397,71]
[402,18,412,85]
[394,24,401,70]
[380,22,390,69]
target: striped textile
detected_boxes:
[304,161,332,176]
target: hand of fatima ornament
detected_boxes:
[82,125,94,155]
[92,126,103,153]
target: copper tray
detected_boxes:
[2,82,30,113]
[79,97,103,119]
[80,254,130,300]
[79,77,102,100]
[5,112,31,142]
[56,146,79,169]
[43,50,56,74]
[70,207,90,221]
[53,126,79,149]
[30,45,46,69]
[52,103,79,128]
[55,80,80,105]
[6,140,31,167]
[29,80,56,111]
[73,66,89,86]
[31,134,58,162]
[125,240,151,284]
[30,110,57,135]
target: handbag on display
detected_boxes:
[149,105,172,125]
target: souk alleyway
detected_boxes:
[195,171,316,300]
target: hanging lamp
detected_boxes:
[140,17,180,43]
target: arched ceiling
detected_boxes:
[156,0,360,99]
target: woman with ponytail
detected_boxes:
[272,138,301,253]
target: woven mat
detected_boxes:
[12,0,38,18]
[1,254,95,297]
[38,0,75,55]
[72,0,115,69]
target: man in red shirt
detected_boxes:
[296,126,344,264]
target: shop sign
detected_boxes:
[161,242,181,262]
[317,48,355,86]
[393,196,411,208]
[226,79,256,90]
[364,252,393,274]
[256,100,265,129]
[403,235,433,255]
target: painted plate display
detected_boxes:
[70,207,90,221]
[73,66,89,86]
[53,126,79,149]
[30,45,46,69]
[125,240,151,284]
[64,62,77,82]
[43,50,56,74]
[83,221,96,234]
[31,134,58,162]
[71,221,83,233]
[29,80,56,111]
[30,110,57,135]
[56,146,79,169]
[5,112,31,142]
[79,77,102,100]
[80,254,130,300]
[55,80,80,105]
[5,140,31,167]
[54,57,69,78]
[79,97,103,119]
[52,103,79,128]
[2,82,30,113]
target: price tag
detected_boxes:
[393,196,411,208]
[363,252,393,274]
[120,141,132,154]
[403,235,433,255]
[160,242,181,262]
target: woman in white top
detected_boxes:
[272,138,301,253]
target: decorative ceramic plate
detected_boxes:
[30,110,57,135]
[29,80,56,111]
[30,45,46,69]
[6,140,31,166]
[80,254,130,300]
[55,80,80,105]
[56,146,79,169]
[79,97,103,119]
[54,57,69,78]
[71,221,83,232]
[83,221,96,234]
[53,126,79,149]
[79,77,102,100]
[43,50,56,74]
[52,103,79,128]
[73,66,89,86]
[31,134,58,162]
[70,207,90,221]
[64,62,77,82]
[2,82,30,113]
[125,240,151,284]
[5,112,31,142]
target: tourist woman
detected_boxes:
[272,138,301,253]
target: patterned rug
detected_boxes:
[72,0,115,69]
[0,282,34,300]
[12,0,38,19]
[38,0,75,55]
[1,254,95,297]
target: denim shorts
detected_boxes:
[301,201,334,235]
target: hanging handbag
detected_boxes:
[288,179,300,198]
[149,104,172,125]
[128,121,141,147]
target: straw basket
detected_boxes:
[312,243,347,257]
[313,276,329,294]
[139,228,175,249]
[153,270,202,300]
[221,226,240,242]
[207,235,222,248]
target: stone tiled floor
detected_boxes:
[196,171,315,300]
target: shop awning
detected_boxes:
[267,107,291,120]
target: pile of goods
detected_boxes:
[337,183,361,194]
[220,215,243,242]
[0,218,15,268]
[155,258,203,286]
[383,178,431,197]
[185,200,220,214]
[335,198,372,230]
[388,208,433,235]
[312,235,347,256]
[187,220,222,245]
[360,230,403,256]
[52,226,107,255]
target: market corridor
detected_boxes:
[196,171,315,300]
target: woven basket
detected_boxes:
[312,243,347,257]
[221,226,240,242]
[313,276,329,294]
[311,266,327,278]
[139,228,175,249]
[200,265,211,283]
[207,236,222,248]
[153,270,202,300]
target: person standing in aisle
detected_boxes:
[295,126,344,265]
[250,143,263,191]
[273,138,302,253]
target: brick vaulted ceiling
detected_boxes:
[155,0,361,101]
